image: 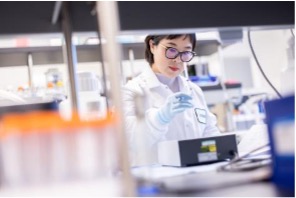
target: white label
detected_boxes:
[273,119,295,155]
[195,108,207,124]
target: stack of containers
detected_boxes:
[59,71,107,121]
[0,111,121,195]
[76,71,107,120]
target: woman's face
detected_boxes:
[150,35,193,78]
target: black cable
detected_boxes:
[217,143,271,172]
[291,29,295,38]
[247,31,282,99]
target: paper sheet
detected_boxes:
[237,124,270,156]
[131,161,228,180]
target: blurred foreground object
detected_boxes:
[265,95,294,196]
[0,111,122,196]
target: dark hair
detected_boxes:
[144,34,196,66]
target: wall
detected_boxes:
[221,29,294,97]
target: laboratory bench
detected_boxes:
[0,164,291,197]
[133,164,292,197]
[166,182,288,197]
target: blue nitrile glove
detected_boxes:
[156,92,193,125]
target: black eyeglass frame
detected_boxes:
[159,43,196,62]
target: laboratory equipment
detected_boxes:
[76,71,106,120]
[59,71,107,120]
[44,68,66,101]
[189,62,219,87]
[233,94,268,130]
[158,134,237,167]
[45,68,63,88]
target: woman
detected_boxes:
[122,34,220,166]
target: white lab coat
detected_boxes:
[122,68,220,166]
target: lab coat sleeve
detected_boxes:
[122,81,168,149]
[121,84,142,150]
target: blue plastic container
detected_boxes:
[264,95,295,195]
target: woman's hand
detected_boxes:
[157,92,193,124]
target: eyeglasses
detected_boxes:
[159,43,196,62]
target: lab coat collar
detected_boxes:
[141,68,192,95]
[140,68,162,89]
